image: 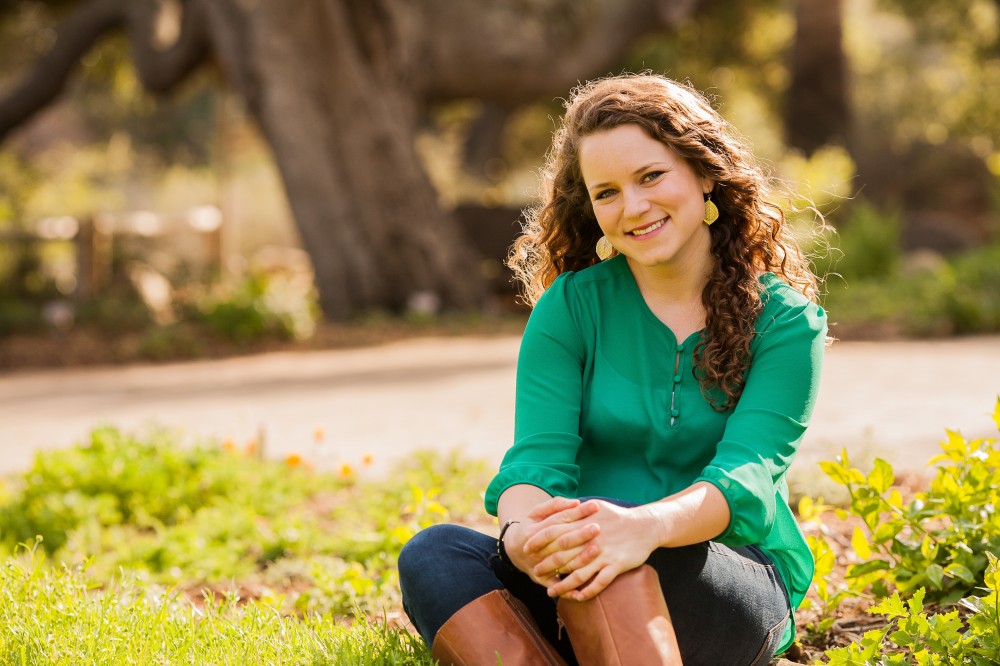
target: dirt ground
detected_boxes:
[1,334,998,482]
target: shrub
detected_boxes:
[946,243,1000,334]
[813,202,903,283]
[0,426,326,554]
[824,568,1000,665]
[816,399,1000,603]
[807,200,1000,338]
[805,398,1000,663]
[192,271,318,344]
[0,426,489,620]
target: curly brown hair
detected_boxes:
[509,74,819,410]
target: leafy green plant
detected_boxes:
[0,426,327,554]
[812,202,903,283]
[805,200,1000,339]
[802,399,1000,662]
[824,554,1000,665]
[193,270,317,344]
[0,425,490,621]
[816,398,1000,604]
[805,527,854,633]
[946,243,1000,334]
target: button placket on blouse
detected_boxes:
[669,342,684,427]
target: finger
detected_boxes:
[537,498,599,526]
[534,522,600,560]
[518,520,578,557]
[523,519,595,554]
[532,548,584,579]
[546,559,603,598]
[534,541,601,579]
[533,544,586,578]
[526,496,579,522]
[562,567,620,602]
[567,542,602,571]
[523,504,600,553]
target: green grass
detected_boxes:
[0,551,434,664]
[0,427,491,664]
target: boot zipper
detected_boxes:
[501,590,561,664]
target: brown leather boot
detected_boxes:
[556,564,683,665]
[431,588,568,666]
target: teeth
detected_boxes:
[631,219,666,236]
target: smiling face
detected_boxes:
[579,124,714,275]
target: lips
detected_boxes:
[628,217,668,236]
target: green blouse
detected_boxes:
[484,254,826,653]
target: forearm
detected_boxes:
[644,481,731,549]
[497,484,554,525]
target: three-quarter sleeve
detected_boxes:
[484,273,587,516]
[695,293,827,546]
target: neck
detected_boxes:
[626,253,713,303]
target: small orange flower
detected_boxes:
[245,439,258,455]
[337,463,355,479]
[285,453,303,467]
[221,439,236,453]
[362,454,374,466]
[313,427,325,443]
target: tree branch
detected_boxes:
[0,0,125,143]
[125,0,211,94]
[0,0,214,144]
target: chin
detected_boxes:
[629,250,676,267]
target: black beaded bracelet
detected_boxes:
[497,520,520,566]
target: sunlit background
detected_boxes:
[1,3,999,662]
[1,0,998,366]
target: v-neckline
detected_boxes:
[611,255,706,347]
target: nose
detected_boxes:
[622,186,651,220]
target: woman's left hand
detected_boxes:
[522,500,662,601]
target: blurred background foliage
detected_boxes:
[0,0,998,364]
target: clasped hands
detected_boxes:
[503,496,661,602]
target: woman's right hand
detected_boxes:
[503,496,601,586]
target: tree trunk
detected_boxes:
[784,0,849,155]
[206,0,486,319]
[0,0,708,320]
[201,0,689,319]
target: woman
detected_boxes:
[398,74,827,665]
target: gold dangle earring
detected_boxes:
[595,236,614,260]
[703,193,719,225]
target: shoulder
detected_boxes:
[535,255,630,314]
[755,273,827,338]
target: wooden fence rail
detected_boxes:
[0,208,223,299]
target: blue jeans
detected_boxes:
[398,505,792,665]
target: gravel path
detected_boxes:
[1,335,998,480]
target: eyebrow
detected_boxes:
[586,162,667,192]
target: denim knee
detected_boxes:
[397,523,503,645]
[397,523,469,591]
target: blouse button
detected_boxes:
[671,408,680,418]
[673,374,681,383]
[677,343,685,352]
